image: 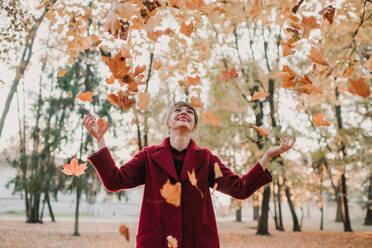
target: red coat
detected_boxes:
[87,137,272,248]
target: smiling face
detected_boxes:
[166,102,198,133]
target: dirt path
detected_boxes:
[0,219,371,248]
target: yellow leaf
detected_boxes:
[160,179,181,207]
[187,169,203,198]
[167,235,178,248]
[214,162,223,179]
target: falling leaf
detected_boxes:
[250,124,270,136]
[57,69,68,77]
[251,91,269,101]
[119,224,129,242]
[200,109,220,127]
[187,169,204,198]
[219,67,239,82]
[77,91,93,102]
[134,65,146,76]
[180,21,193,37]
[348,78,370,98]
[190,97,203,108]
[312,113,331,126]
[160,179,181,207]
[120,47,132,59]
[220,100,245,112]
[95,40,102,47]
[102,51,131,81]
[90,118,110,141]
[301,16,320,39]
[276,65,297,88]
[106,75,115,84]
[319,5,335,24]
[292,0,304,13]
[280,40,296,57]
[137,92,150,109]
[107,90,136,110]
[167,235,178,248]
[152,60,163,70]
[307,46,328,66]
[187,75,201,86]
[61,157,87,177]
[214,162,223,179]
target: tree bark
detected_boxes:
[365,175,372,225]
[73,177,81,236]
[235,205,242,222]
[285,187,301,232]
[340,174,353,232]
[0,4,54,138]
[256,186,270,235]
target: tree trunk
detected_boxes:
[277,181,284,231]
[256,186,270,235]
[46,192,56,222]
[253,194,259,220]
[340,174,353,232]
[285,187,301,232]
[272,181,279,230]
[336,183,343,222]
[320,206,324,230]
[235,204,242,222]
[365,175,372,225]
[0,4,54,138]
[73,178,81,236]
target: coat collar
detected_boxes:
[151,137,203,182]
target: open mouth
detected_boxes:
[176,116,190,122]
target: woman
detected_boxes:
[83,101,295,248]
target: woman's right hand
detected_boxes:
[83,114,109,142]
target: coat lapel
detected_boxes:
[150,137,204,182]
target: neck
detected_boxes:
[169,130,191,152]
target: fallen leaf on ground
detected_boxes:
[119,224,129,242]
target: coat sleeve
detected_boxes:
[87,146,146,192]
[208,153,272,200]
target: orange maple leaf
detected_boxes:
[187,75,201,86]
[90,118,110,141]
[57,69,68,77]
[312,113,331,126]
[134,65,146,77]
[107,90,136,110]
[77,91,93,102]
[106,75,115,85]
[250,124,270,136]
[190,97,204,108]
[200,109,220,127]
[137,92,150,110]
[251,91,269,101]
[301,16,320,39]
[348,78,370,98]
[152,60,163,70]
[307,46,328,66]
[180,21,193,37]
[187,169,203,198]
[275,65,297,88]
[280,40,296,57]
[319,5,335,24]
[219,67,239,82]
[160,179,181,207]
[61,157,87,177]
[119,224,130,242]
[102,51,131,81]
[167,235,178,248]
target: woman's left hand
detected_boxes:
[266,136,296,158]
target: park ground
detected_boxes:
[1,215,372,248]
